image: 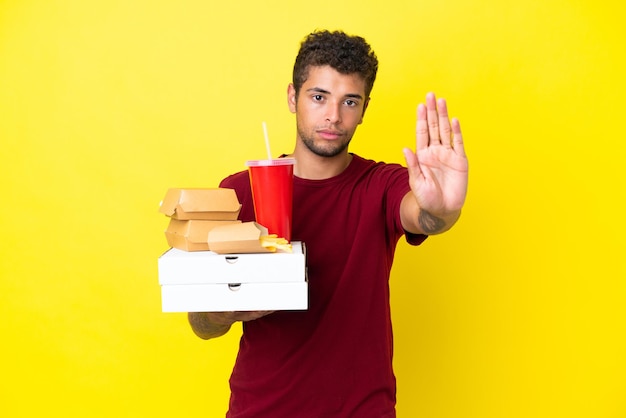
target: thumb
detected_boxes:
[403,147,422,179]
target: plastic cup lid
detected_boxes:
[245,158,295,167]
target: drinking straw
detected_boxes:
[262,121,272,160]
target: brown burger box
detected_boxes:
[159,188,241,220]
[207,221,274,254]
[164,219,241,252]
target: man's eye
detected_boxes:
[345,100,357,107]
[313,95,323,101]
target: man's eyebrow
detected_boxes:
[306,87,331,95]
[305,87,364,100]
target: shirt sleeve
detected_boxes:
[219,170,256,222]
[405,231,428,246]
[378,161,428,246]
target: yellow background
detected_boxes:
[1,1,624,417]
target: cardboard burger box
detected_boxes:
[159,188,241,220]
[164,219,241,252]
[158,223,307,312]
[159,187,243,252]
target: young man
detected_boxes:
[189,30,468,417]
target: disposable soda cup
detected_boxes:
[245,158,295,241]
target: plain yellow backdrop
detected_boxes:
[1,1,624,417]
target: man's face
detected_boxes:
[288,65,369,158]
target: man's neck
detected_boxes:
[288,147,353,180]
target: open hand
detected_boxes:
[403,92,468,219]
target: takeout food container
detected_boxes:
[208,222,275,254]
[158,241,307,312]
[159,188,241,220]
[164,219,241,252]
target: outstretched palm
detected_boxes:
[403,93,469,217]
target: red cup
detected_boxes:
[246,158,295,241]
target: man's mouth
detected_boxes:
[317,129,343,140]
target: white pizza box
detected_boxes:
[158,242,305,285]
[158,241,307,312]
[160,279,308,312]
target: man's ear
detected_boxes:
[358,97,370,124]
[287,83,297,113]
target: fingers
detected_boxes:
[204,312,238,326]
[417,92,458,150]
[206,310,275,325]
[416,104,429,151]
[437,98,452,149]
[426,92,440,144]
[240,310,275,321]
[403,147,423,183]
[451,118,466,158]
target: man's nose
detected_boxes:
[325,102,342,124]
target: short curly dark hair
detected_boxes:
[292,30,378,99]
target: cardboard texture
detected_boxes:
[208,222,273,254]
[158,241,307,312]
[165,219,241,252]
[159,188,241,220]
